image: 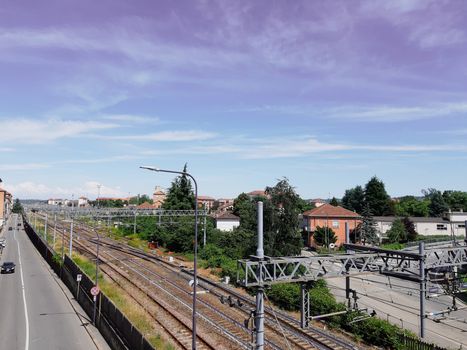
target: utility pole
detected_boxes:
[255,201,265,350]
[345,222,351,306]
[53,214,57,246]
[69,219,74,256]
[133,211,137,235]
[419,241,425,338]
[97,184,101,209]
[203,214,207,247]
[44,213,48,241]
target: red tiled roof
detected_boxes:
[198,196,215,201]
[248,190,266,196]
[214,212,240,220]
[137,202,156,209]
[303,204,360,218]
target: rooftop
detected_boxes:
[303,204,361,218]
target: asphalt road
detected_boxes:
[0,214,103,350]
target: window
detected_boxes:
[458,224,465,229]
[332,220,339,228]
[436,224,447,230]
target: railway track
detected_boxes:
[32,213,361,350]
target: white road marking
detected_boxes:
[14,215,30,350]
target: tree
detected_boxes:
[394,196,429,217]
[312,226,337,246]
[233,193,258,232]
[162,164,195,210]
[357,204,379,244]
[129,194,153,205]
[342,186,365,214]
[298,198,315,212]
[442,190,467,212]
[402,217,417,242]
[265,178,303,256]
[12,199,23,214]
[330,197,339,206]
[364,176,393,216]
[387,218,407,243]
[422,188,448,217]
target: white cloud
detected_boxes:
[100,114,159,124]
[324,102,467,122]
[8,180,125,199]
[102,130,217,142]
[0,163,49,171]
[0,117,118,144]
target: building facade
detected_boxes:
[152,186,166,209]
[375,211,467,238]
[198,196,216,211]
[0,189,12,228]
[214,212,240,232]
[303,204,361,246]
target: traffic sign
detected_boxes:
[90,286,100,296]
[76,274,82,282]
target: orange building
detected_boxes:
[303,204,361,247]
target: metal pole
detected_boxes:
[133,212,137,235]
[62,228,65,259]
[203,215,207,247]
[44,214,48,241]
[255,201,264,350]
[69,219,74,256]
[53,214,57,246]
[419,241,425,338]
[345,222,351,306]
[139,166,199,350]
[192,175,198,350]
[300,283,309,328]
[93,228,100,326]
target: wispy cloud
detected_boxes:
[9,180,125,199]
[0,163,49,171]
[0,117,118,144]
[100,114,159,124]
[101,130,217,142]
[324,102,467,122]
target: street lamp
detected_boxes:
[140,166,199,350]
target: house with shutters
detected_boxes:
[302,204,361,247]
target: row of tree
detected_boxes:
[89,194,153,208]
[115,165,308,258]
[342,177,467,217]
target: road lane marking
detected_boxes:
[14,215,30,350]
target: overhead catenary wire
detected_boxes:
[263,290,293,350]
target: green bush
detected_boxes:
[267,283,301,311]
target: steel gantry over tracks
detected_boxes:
[238,210,467,342]
[24,205,208,218]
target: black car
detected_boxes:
[1,262,16,274]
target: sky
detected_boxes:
[0,0,466,200]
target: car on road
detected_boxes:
[1,262,16,274]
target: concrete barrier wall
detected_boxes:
[22,217,154,350]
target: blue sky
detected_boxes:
[0,0,466,200]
